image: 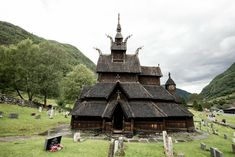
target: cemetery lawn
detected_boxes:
[125,142,165,157]
[0,137,109,157]
[0,103,70,137]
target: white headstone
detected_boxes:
[232,138,235,143]
[167,137,173,157]
[73,132,81,142]
[38,106,42,112]
[118,136,124,149]
[163,131,168,151]
[114,140,119,155]
[49,108,54,119]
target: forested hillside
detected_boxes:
[0,21,96,107]
[200,63,235,99]
[0,21,95,71]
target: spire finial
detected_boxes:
[168,72,171,78]
[116,13,121,33]
[118,13,120,25]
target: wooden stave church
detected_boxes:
[71,15,194,134]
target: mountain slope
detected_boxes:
[200,63,235,99]
[0,21,95,71]
[176,88,191,101]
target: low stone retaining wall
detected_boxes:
[0,94,42,108]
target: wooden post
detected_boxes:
[185,118,189,131]
[102,119,105,132]
[163,119,166,131]
[131,119,134,133]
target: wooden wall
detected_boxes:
[71,116,195,132]
[98,73,138,82]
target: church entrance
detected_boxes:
[113,104,124,130]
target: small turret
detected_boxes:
[165,72,176,95]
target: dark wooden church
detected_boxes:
[71,15,194,134]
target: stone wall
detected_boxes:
[0,94,42,108]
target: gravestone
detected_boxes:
[167,137,173,157]
[44,135,62,151]
[210,147,217,157]
[48,108,54,119]
[35,115,41,119]
[232,144,235,154]
[0,111,3,118]
[221,119,226,123]
[200,143,206,150]
[163,131,168,151]
[8,113,18,119]
[38,106,42,112]
[114,140,119,155]
[232,138,235,143]
[215,149,223,157]
[118,136,124,149]
[73,132,81,142]
[31,113,36,116]
[223,134,227,140]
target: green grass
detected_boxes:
[0,137,109,157]
[0,103,70,137]
[125,142,165,157]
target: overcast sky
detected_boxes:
[1,0,235,93]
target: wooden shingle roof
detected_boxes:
[96,54,141,73]
[140,66,162,76]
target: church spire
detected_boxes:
[115,13,123,42]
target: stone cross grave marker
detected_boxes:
[73,132,81,142]
[200,143,206,150]
[8,113,18,119]
[44,135,62,151]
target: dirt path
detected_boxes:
[0,135,39,142]
[0,124,71,142]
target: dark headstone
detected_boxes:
[200,143,206,150]
[31,113,36,116]
[222,119,226,123]
[210,147,217,157]
[35,115,41,119]
[224,134,227,140]
[232,144,235,154]
[8,113,19,119]
[0,111,3,118]
[215,149,223,157]
[44,135,62,151]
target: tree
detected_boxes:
[61,64,96,102]
[188,93,203,103]
[180,97,187,107]
[1,39,40,100]
[37,41,68,105]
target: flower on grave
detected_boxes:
[49,144,64,152]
